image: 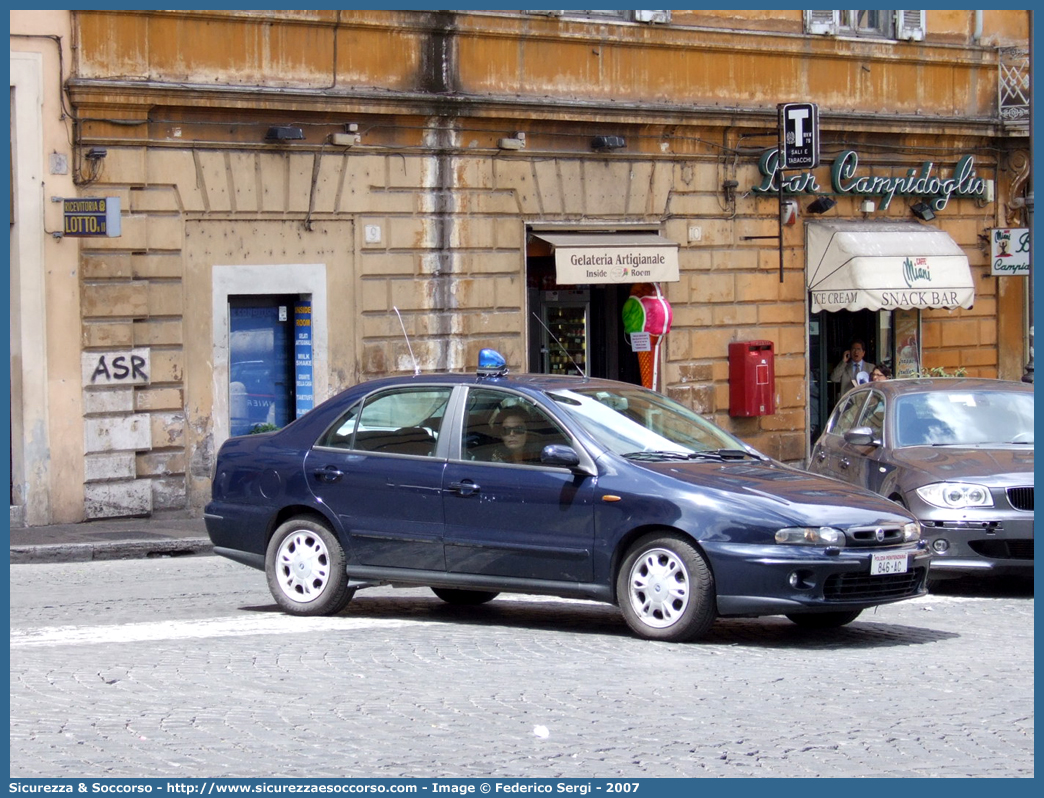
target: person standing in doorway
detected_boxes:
[871,364,892,382]
[831,339,876,389]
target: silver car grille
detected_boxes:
[1007,487,1034,512]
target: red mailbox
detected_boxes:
[729,340,775,417]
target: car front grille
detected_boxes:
[823,568,926,601]
[844,525,906,547]
[969,539,1034,560]
[1007,487,1034,512]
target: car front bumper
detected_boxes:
[703,541,931,617]
[911,504,1033,578]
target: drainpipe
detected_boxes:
[1022,11,1034,383]
[973,11,983,44]
[1023,191,1034,383]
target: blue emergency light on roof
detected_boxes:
[477,348,508,377]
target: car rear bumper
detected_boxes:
[204,502,272,565]
[704,541,931,617]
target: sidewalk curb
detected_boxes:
[10,538,214,565]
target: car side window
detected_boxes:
[857,392,886,440]
[316,387,451,456]
[462,388,570,466]
[316,402,361,449]
[828,393,864,436]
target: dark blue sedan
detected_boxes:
[205,350,930,642]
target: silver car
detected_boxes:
[809,378,1033,582]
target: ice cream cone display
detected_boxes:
[622,283,672,390]
[637,340,659,389]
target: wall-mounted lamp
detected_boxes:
[806,196,837,214]
[911,201,935,221]
[498,132,526,151]
[330,123,360,147]
[265,125,304,142]
[591,135,626,151]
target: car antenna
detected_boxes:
[393,306,421,376]
[531,311,585,377]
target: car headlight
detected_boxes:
[902,522,921,542]
[774,527,845,546]
[916,482,994,509]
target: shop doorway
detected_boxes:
[228,295,305,436]
[525,254,641,384]
[810,309,880,443]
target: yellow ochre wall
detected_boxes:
[10,10,1031,521]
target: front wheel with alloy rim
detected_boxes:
[616,533,716,642]
[266,517,355,616]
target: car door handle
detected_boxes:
[839,458,850,470]
[313,465,345,483]
[448,480,480,497]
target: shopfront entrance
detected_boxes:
[227,295,315,437]
[524,230,680,387]
[525,267,641,383]
[806,221,975,445]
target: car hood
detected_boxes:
[636,459,914,526]
[887,445,1034,486]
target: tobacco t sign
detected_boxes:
[779,102,820,170]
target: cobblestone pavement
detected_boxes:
[9,558,1034,779]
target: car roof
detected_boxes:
[845,377,1033,399]
[342,371,647,395]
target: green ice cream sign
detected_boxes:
[752,150,987,211]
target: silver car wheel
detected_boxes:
[274,530,330,603]
[626,547,690,629]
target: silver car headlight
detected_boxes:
[774,527,846,546]
[916,482,994,509]
[902,521,921,542]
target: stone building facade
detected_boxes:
[9,10,1032,525]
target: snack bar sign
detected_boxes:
[63,197,121,237]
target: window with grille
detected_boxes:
[805,10,924,41]
[526,10,670,24]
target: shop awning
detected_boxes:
[533,232,680,285]
[807,222,975,313]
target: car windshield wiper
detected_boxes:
[623,450,698,462]
[622,449,759,463]
[708,448,762,460]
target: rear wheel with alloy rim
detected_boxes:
[616,533,716,642]
[431,588,500,605]
[266,517,355,616]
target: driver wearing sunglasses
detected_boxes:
[492,408,538,464]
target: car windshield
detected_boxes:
[894,390,1034,447]
[549,385,754,460]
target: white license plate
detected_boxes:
[870,551,909,575]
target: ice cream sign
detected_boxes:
[990,228,1030,276]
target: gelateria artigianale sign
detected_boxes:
[752,150,987,212]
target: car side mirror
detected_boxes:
[844,426,879,447]
[540,444,581,468]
